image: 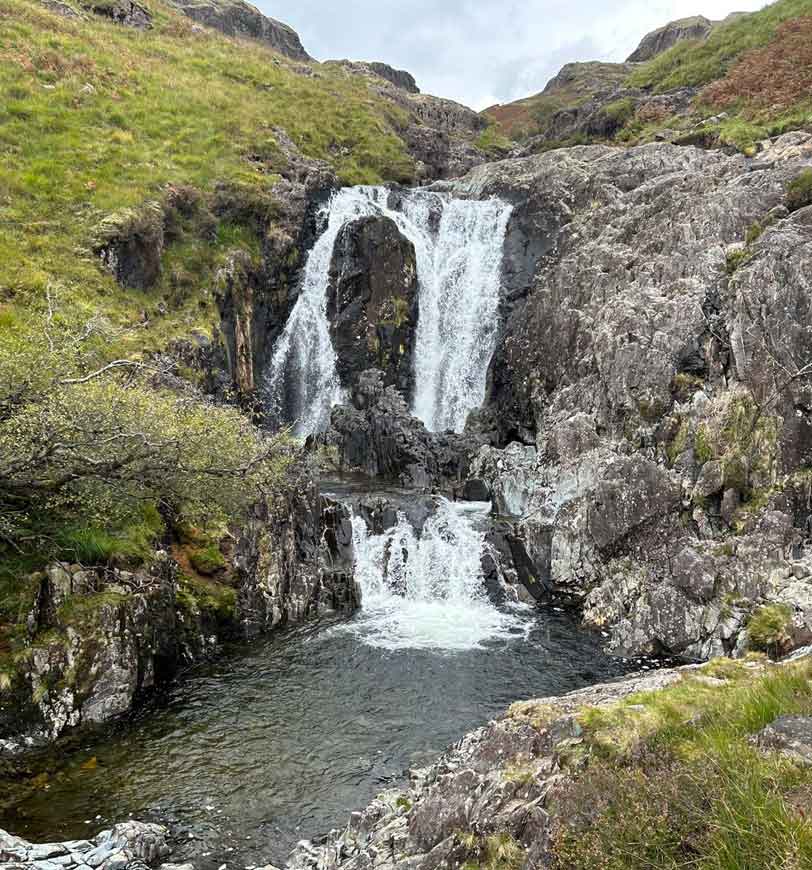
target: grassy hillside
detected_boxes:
[0,0,415,347]
[485,0,812,152]
[627,0,812,91]
[0,0,421,691]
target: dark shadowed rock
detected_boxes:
[170,0,310,59]
[322,369,483,490]
[84,0,152,27]
[92,202,164,290]
[461,478,491,502]
[327,215,419,400]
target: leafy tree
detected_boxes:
[0,305,291,563]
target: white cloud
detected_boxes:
[258,0,768,110]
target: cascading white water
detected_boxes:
[262,188,381,436]
[346,498,529,651]
[263,186,512,437]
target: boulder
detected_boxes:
[755,715,812,765]
[85,0,151,28]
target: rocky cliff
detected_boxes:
[434,132,812,661]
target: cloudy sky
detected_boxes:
[257,0,766,110]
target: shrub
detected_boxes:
[702,17,812,114]
[0,312,292,566]
[747,604,794,655]
[786,169,812,213]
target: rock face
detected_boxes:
[327,60,488,181]
[444,133,812,659]
[170,0,311,60]
[627,15,715,62]
[322,369,482,490]
[85,0,152,28]
[92,203,164,290]
[327,215,419,400]
[0,461,359,745]
[331,60,420,94]
[234,475,360,637]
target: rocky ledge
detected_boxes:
[0,822,169,870]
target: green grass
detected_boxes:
[54,502,165,566]
[787,169,812,212]
[748,605,794,655]
[626,0,812,92]
[553,660,812,869]
[0,0,415,351]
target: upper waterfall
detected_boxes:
[262,186,512,437]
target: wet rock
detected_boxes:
[461,478,491,502]
[327,216,419,400]
[234,466,360,637]
[755,715,812,765]
[322,370,482,489]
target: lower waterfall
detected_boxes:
[262,186,512,437]
[345,498,529,651]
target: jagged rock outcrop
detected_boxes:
[330,60,419,94]
[321,369,483,490]
[445,133,812,659]
[327,216,419,400]
[327,60,487,181]
[170,0,310,59]
[234,470,359,637]
[627,15,715,62]
[92,202,164,290]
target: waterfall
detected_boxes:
[262,186,512,437]
[346,499,528,651]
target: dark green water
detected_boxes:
[0,608,637,868]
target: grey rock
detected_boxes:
[29,845,69,860]
[627,15,715,63]
[84,0,151,28]
[755,715,812,765]
[170,0,310,60]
